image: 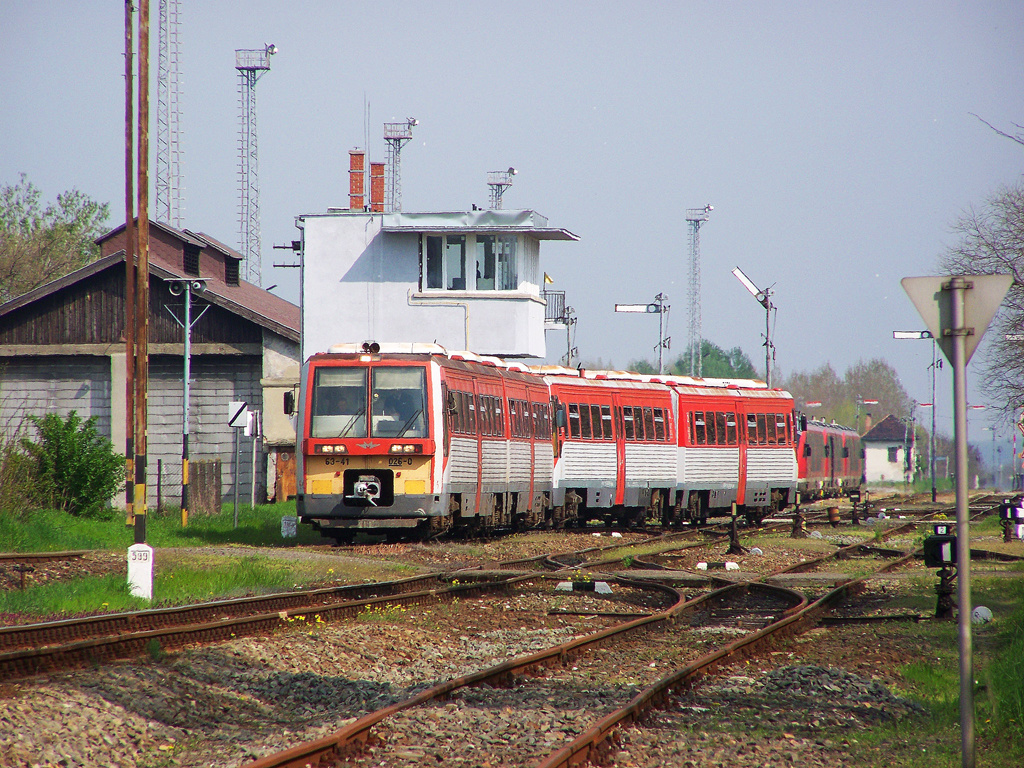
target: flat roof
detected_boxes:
[308,209,580,241]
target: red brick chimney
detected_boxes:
[370,162,385,212]
[349,150,365,211]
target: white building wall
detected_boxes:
[301,213,546,359]
[864,441,912,482]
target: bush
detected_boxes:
[21,411,125,517]
[0,430,41,514]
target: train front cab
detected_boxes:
[295,352,444,542]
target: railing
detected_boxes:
[542,290,566,323]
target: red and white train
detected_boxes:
[289,343,857,542]
[796,419,864,501]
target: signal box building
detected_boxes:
[0,220,300,506]
[298,151,578,360]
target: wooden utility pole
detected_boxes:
[124,0,136,528]
[134,0,151,544]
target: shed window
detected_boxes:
[225,258,240,286]
[888,446,900,463]
[183,243,200,276]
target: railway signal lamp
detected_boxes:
[932,522,953,536]
[923,532,957,620]
[923,533,957,568]
[998,497,1024,542]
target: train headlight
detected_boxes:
[389,444,423,454]
[318,444,347,454]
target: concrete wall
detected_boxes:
[301,213,546,359]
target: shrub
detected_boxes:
[0,430,41,514]
[21,411,125,517]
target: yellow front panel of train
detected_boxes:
[304,455,432,495]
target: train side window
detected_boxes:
[705,412,716,444]
[714,412,727,445]
[803,443,812,457]
[623,406,635,440]
[653,408,666,441]
[756,414,767,445]
[694,412,706,445]
[479,396,489,436]
[495,398,504,437]
[843,445,850,458]
[579,403,593,438]
[746,414,757,443]
[776,414,788,444]
[600,405,613,439]
[726,414,737,445]
[642,407,655,442]
[766,414,777,445]
[825,442,832,458]
[568,404,581,438]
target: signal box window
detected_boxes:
[888,446,900,463]
[312,367,367,438]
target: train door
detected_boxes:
[828,434,837,489]
[737,408,749,505]
[612,394,626,506]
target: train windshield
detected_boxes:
[311,367,368,438]
[371,367,427,438]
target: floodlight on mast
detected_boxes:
[732,266,776,387]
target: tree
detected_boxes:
[628,339,759,379]
[0,174,110,303]
[778,358,913,431]
[938,181,1024,417]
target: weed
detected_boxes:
[146,638,165,662]
[356,603,408,622]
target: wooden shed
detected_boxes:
[0,219,300,508]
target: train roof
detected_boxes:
[317,343,791,398]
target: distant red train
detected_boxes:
[795,418,864,501]
[288,343,859,542]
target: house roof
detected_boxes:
[861,414,910,443]
[0,236,299,343]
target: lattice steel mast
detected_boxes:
[155,0,183,227]
[384,118,417,212]
[235,44,276,285]
[487,167,517,209]
[685,204,713,377]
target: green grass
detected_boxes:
[0,500,324,552]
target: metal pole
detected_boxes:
[949,277,975,768]
[124,0,136,529]
[233,427,240,528]
[181,281,191,527]
[251,412,258,508]
[765,304,772,388]
[134,0,150,545]
[658,296,664,375]
[932,339,938,502]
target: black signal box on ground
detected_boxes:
[923,534,957,568]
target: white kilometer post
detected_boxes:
[127,542,154,600]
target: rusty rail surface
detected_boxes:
[0,574,528,680]
[245,576,803,768]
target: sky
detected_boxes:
[2,1,1023,457]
